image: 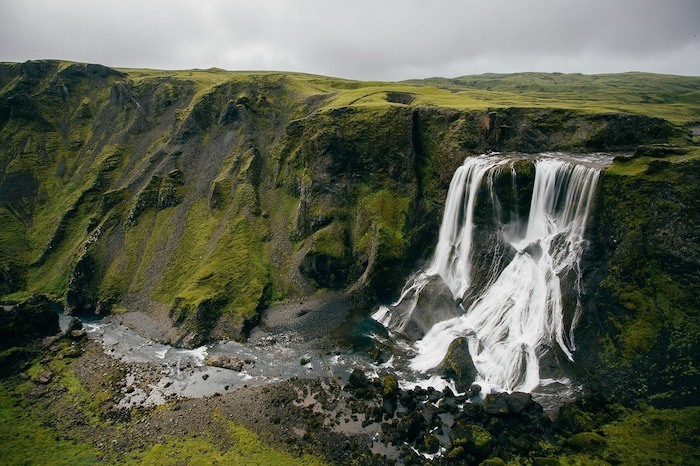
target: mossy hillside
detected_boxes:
[579,152,700,407]
[1,60,696,344]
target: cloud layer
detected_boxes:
[2,0,699,80]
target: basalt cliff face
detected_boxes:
[0,57,695,382]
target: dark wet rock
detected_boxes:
[463,401,484,420]
[506,391,535,414]
[419,402,438,426]
[0,295,60,350]
[66,316,83,332]
[421,433,440,454]
[483,393,510,416]
[451,423,493,459]
[440,396,459,414]
[348,368,368,388]
[394,411,425,443]
[391,276,463,340]
[202,373,209,380]
[440,337,479,393]
[382,397,397,418]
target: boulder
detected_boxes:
[506,391,535,414]
[348,368,369,388]
[392,275,463,340]
[205,355,245,372]
[483,393,510,416]
[69,329,87,340]
[451,423,493,459]
[66,317,83,332]
[440,337,478,393]
[36,371,53,384]
[382,374,399,399]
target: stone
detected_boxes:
[348,368,368,388]
[382,397,396,418]
[205,355,245,372]
[36,371,53,384]
[66,316,83,332]
[446,445,465,460]
[483,393,510,416]
[391,276,463,340]
[382,375,399,399]
[69,329,87,340]
[506,391,535,414]
[419,402,438,425]
[451,423,493,459]
[440,337,478,393]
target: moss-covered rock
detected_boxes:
[440,337,479,393]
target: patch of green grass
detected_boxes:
[130,414,326,466]
[407,72,700,124]
[0,383,101,465]
[606,146,700,176]
[602,406,700,464]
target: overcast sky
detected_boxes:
[1,0,699,81]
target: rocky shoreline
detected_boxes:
[4,309,683,465]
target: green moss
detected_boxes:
[601,406,700,464]
[159,200,270,334]
[0,383,100,465]
[355,188,411,261]
[130,414,325,466]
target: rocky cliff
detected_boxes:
[0,60,694,351]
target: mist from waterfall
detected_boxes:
[374,153,604,393]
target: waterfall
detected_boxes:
[376,154,602,393]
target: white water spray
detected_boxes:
[378,154,603,393]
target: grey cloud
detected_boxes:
[1,0,698,79]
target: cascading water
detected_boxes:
[374,153,606,394]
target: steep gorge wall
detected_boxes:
[577,156,699,407]
[0,60,690,346]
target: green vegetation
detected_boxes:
[0,387,100,465]
[583,153,700,407]
[0,344,326,466]
[133,416,325,466]
[406,72,700,125]
[552,406,700,465]
[0,59,697,345]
